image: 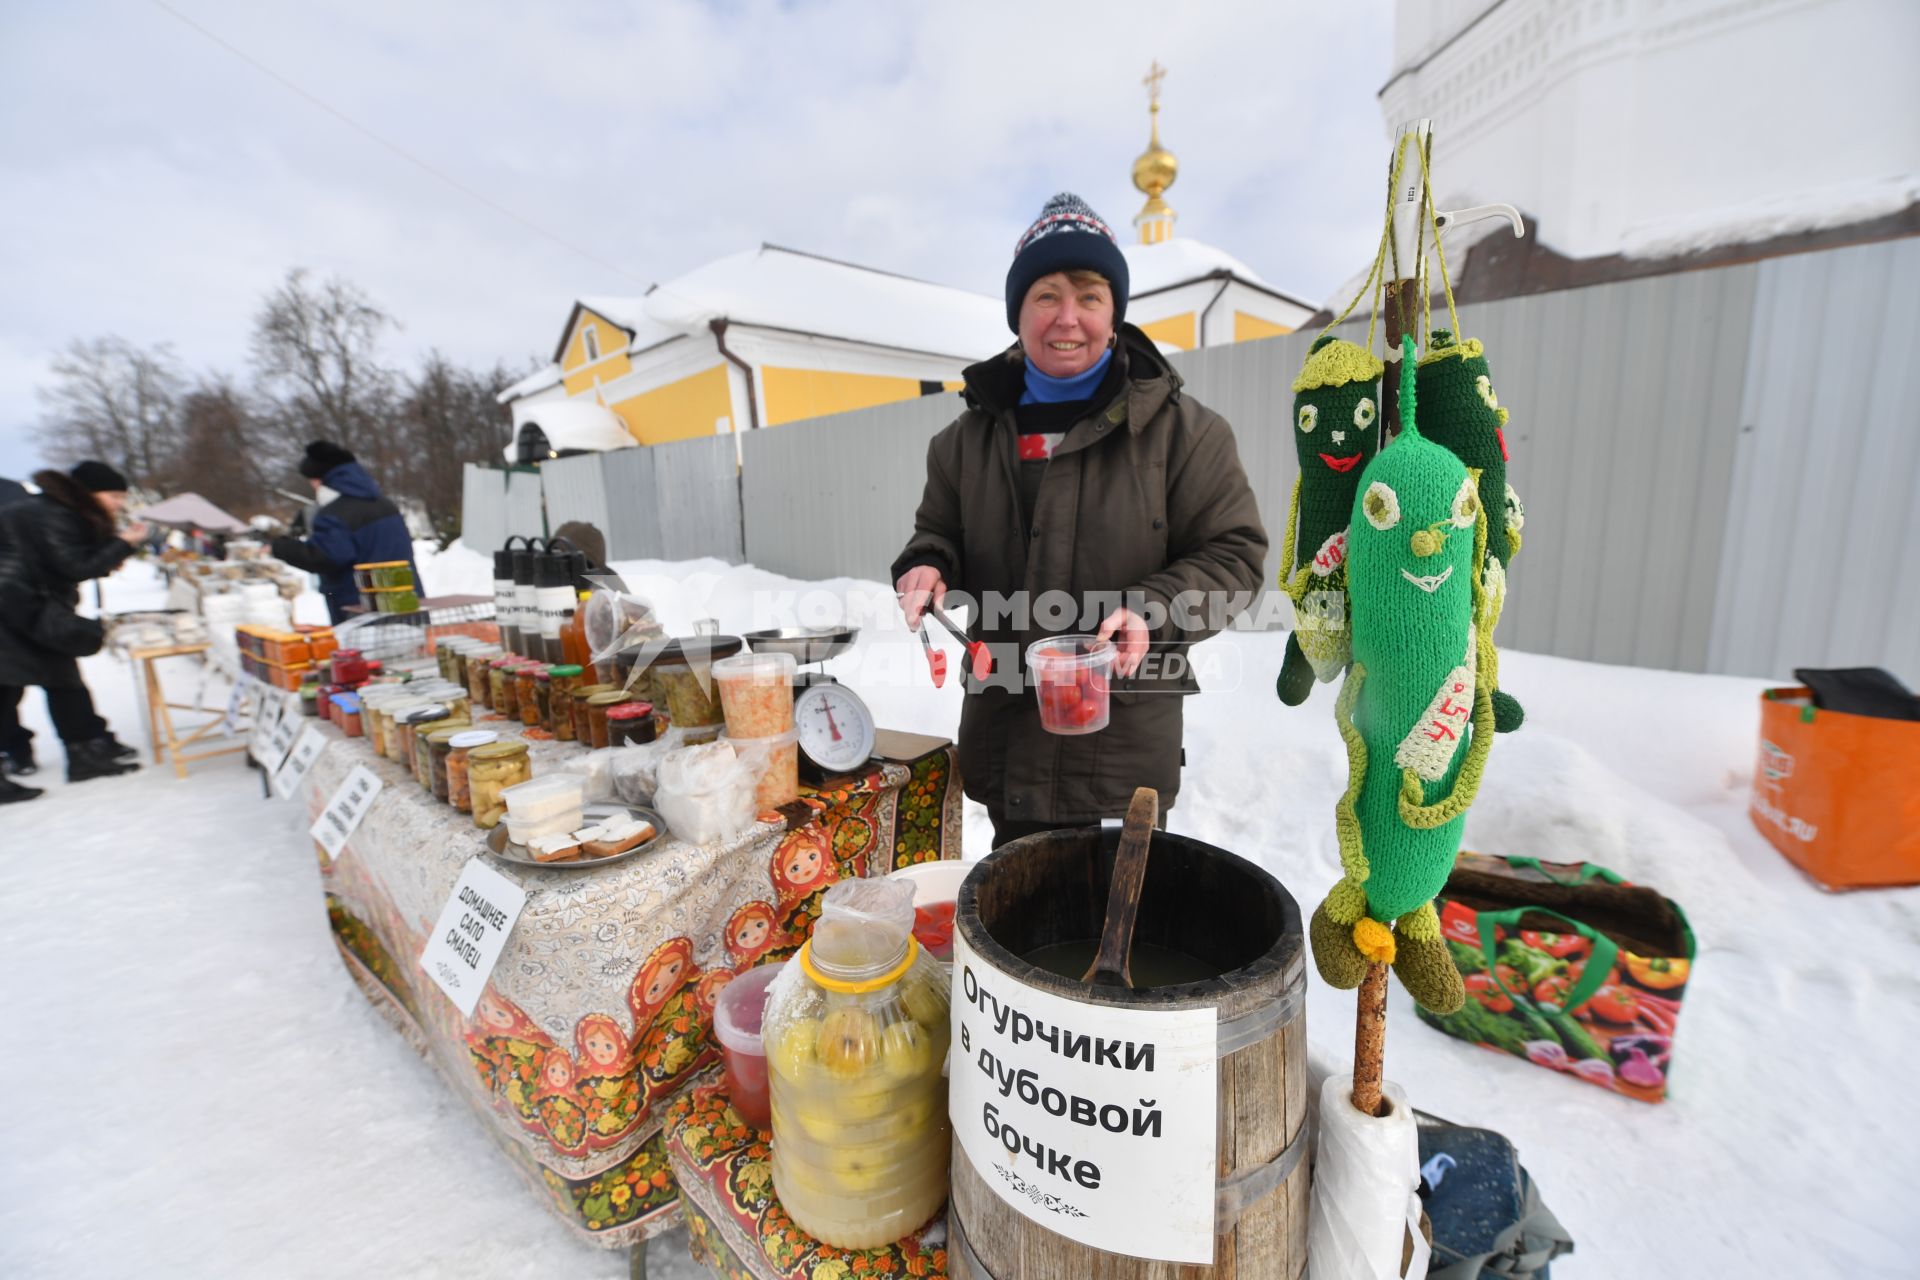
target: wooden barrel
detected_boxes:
[949,825,1308,1279]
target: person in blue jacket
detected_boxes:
[270,441,420,623]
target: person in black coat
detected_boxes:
[270,441,420,623]
[0,461,147,798]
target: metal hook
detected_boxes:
[1434,203,1526,239]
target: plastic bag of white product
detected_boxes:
[582,728,697,806]
[655,740,759,845]
[1307,1074,1430,1280]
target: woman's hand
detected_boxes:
[118,520,150,545]
[895,565,946,631]
[1095,607,1149,678]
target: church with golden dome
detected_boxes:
[499,63,1311,460]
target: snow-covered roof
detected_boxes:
[497,364,562,403]
[504,399,635,462]
[1122,238,1313,308]
[644,245,1008,358]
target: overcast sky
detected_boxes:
[0,0,1395,480]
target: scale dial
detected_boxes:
[793,681,876,775]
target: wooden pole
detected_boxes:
[1351,121,1431,1120]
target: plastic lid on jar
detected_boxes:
[606,701,655,720]
[586,690,631,707]
[712,651,796,681]
[650,635,744,666]
[548,664,584,678]
[449,730,498,749]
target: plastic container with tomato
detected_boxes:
[1027,635,1115,736]
[713,960,786,1130]
[887,859,969,964]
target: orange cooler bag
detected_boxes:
[1752,688,1920,890]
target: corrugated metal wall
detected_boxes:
[460,240,1919,679]
[503,469,546,541]
[539,452,611,541]
[459,464,505,552]
[1710,238,1920,679]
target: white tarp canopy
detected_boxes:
[132,492,249,534]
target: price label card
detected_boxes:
[220,680,246,738]
[310,765,383,862]
[248,683,290,763]
[272,726,327,798]
[263,710,301,773]
[419,859,527,1017]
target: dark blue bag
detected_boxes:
[1417,1117,1572,1278]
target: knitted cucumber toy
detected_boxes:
[1275,335,1384,706]
[1309,335,1500,1015]
[1417,330,1525,732]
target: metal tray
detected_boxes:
[743,626,859,664]
[485,802,668,870]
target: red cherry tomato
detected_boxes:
[1464,972,1514,1014]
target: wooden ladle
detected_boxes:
[1082,787,1159,988]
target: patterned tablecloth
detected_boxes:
[666,1081,950,1280]
[307,717,961,1248]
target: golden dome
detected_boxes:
[1133,119,1178,198]
[1132,62,1177,244]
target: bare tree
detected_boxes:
[33,337,184,484]
[394,352,519,537]
[160,375,276,519]
[250,268,398,470]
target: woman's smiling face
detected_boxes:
[1019,271,1114,378]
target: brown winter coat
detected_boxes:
[891,325,1268,823]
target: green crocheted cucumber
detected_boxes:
[1276,335,1383,705]
[1417,330,1524,731]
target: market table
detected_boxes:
[304,716,962,1251]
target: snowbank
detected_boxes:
[1,555,1914,1277]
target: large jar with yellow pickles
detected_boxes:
[762,878,950,1249]
[468,740,532,829]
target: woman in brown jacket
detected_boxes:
[893,193,1268,847]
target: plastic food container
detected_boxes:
[332,691,363,737]
[1027,634,1115,735]
[886,860,970,964]
[651,636,742,730]
[501,772,587,828]
[331,649,369,686]
[763,879,951,1249]
[714,960,787,1130]
[714,651,796,739]
[723,728,801,811]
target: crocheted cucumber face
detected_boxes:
[1416,333,1510,564]
[1291,337,1383,483]
[1348,429,1478,654]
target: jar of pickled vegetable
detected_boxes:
[445,729,498,813]
[469,741,532,829]
[585,690,629,749]
[414,714,468,789]
[517,664,548,728]
[385,700,436,763]
[399,706,450,782]
[763,879,951,1249]
[331,649,368,685]
[425,725,470,802]
[607,701,658,747]
[572,683,616,743]
[546,665,584,741]
[713,651,796,738]
[490,660,520,720]
[467,645,503,708]
[651,637,741,730]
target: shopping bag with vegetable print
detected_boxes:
[1415,853,1695,1103]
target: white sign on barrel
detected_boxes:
[419,859,527,1017]
[949,934,1220,1264]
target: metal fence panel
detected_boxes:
[598,447,662,561]
[458,464,505,554]
[1711,238,1920,679]
[540,452,610,542]
[652,435,744,564]
[503,468,546,541]
[741,393,959,583]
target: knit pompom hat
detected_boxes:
[69,460,129,493]
[298,440,357,480]
[1005,192,1130,332]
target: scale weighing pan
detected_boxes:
[743,626,859,665]
[485,802,668,870]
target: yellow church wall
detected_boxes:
[761,366,925,427]
[1233,311,1294,343]
[607,364,734,446]
[1137,312,1195,351]
[561,309,634,395]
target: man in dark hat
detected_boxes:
[270,441,419,623]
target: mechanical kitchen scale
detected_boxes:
[742,627,875,783]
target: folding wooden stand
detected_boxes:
[131,644,248,779]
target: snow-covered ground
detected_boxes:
[2,545,1914,1278]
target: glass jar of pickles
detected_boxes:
[571,683,617,744]
[545,665,584,741]
[584,690,629,749]
[468,741,532,828]
[413,713,468,789]
[763,879,951,1249]
[608,701,658,747]
[397,705,450,777]
[651,636,741,731]
[445,729,498,813]
[517,664,548,728]
[490,659,521,721]
[426,725,469,803]
[467,645,503,708]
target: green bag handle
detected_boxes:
[1478,907,1620,1015]
[1503,856,1625,886]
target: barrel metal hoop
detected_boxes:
[1216,962,1306,1057]
[1214,1116,1311,1232]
